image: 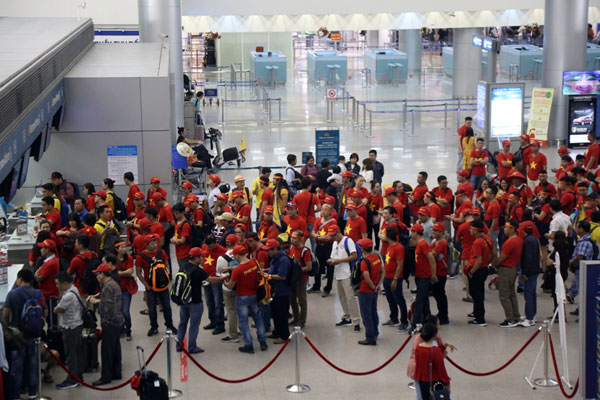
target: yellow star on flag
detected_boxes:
[286,225,292,234]
[258,231,264,239]
[530,161,537,169]
[345,225,352,235]
[385,253,391,263]
[204,255,214,265]
[319,228,326,235]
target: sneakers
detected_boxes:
[353,325,361,332]
[92,378,111,386]
[260,342,268,351]
[519,319,536,327]
[238,346,255,354]
[56,380,80,390]
[335,318,352,327]
[212,328,225,335]
[397,323,409,332]
[499,320,519,328]
[147,328,158,337]
[462,297,473,303]
[468,320,487,327]
[321,291,330,298]
[307,287,320,293]
[570,308,579,316]
[382,320,400,327]
[126,335,133,342]
[467,312,475,318]
[221,336,240,343]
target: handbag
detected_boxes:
[75,291,97,330]
[430,347,451,400]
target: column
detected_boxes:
[542,0,589,143]
[397,29,422,79]
[452,28,483,98]
[138,0,184,132]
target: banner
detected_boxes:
[526,88,554,146]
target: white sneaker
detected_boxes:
[520,319,535,327]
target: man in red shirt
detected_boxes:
[384,187,403,220]
[534,170,557,198]
[232,190,252,233]
[448,189,473,230]
[283,202,309,239]
[259,176,274,219]
[497,140,514,179]
[455,211,476,298]
[493,220,523,327]
[508,171,533,207]
[41,196,61,233]
[144,208,165,248]
[469,138,489,190]
[67,235,97,295]
[382,226,408,330]
[201,235,227,334]
[585,131,600,172]
[34,239,60,324]
[466,220,494,326]
[257,206,279,242]
[559,176,577,214]
[147,177,167,207]
[526,141,547,191]
[409,171,429,218]
[456,170,474,202]
[171,203,191,269]
[484,186,501,248]
[517,134,532,165]
[431,175,453,233]
[294,177,320,250]
[124,171,141,218]
[350,190,369,222]
[344,203,367,243]
[126,191,146,243]
[431,222,449,324]
[409,223,437,333]
[288,231,312,328]
[356,238,384,345]
[310,203,337,294]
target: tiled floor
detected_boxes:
[43,70,583,399]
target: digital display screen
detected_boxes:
[569,96,596,145]
[563,71,600,95]
[483,39,494,51]
[490,86,523,138]
[19,148,30,189]
[476,82,486,130]
[472,35,483,47]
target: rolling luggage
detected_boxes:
[81,329,99,372]
[221,147,239,163]
[46,297,65,361]
[134,345,169,400]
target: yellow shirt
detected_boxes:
[229,187,253,206]
[591,222,600,244]
[252,177,274,210]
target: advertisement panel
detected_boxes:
[568,95,596,147]
[489,86,524,138]
[526,87,554,146]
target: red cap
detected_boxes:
[384,187,397,197]
[409,224,424,233]
[209,175,221,185]
[357,238,374,250]
[187,194,199,203]
[235,223,247,232]
[137,218,151,229]
[418,207,430,216]
[189,247,208,258]
[263,239,280,250]
[346,202,357,210]
[133,192,145,200]
[508,171,526,180]
[324,196,336,204]
[226,234,240,244]
[502,140,511,148]
[326,225,340,235]
[150,177,160,183]
[144,234,159,245]
[432,222,446,232]
[341,171,353,178]
[471,207,481,215]
[521,220,536,233]
[216,193,228,202]
[181,181,193,189]
[93,190,107,199]
[286,202,298,209]
[151,192,164,202]
[520,134,530,142]
[37,239,57,253]
[457,169,470,177]
[350,189,362,198]
[231,190,244,199]
[531,140,540,147]
[92,263,112,274]
[264,205,274,214]
[558,146,570,155]
[231,245,247,256]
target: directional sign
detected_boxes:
[326,88,337,101]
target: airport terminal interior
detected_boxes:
[1,0,600,399]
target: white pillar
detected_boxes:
[452,28,483,98]
[542,0,589,143]
[138,0,184,133]
[397,29,422,78]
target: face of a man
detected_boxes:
[74,199,84,212]
[476,140,484,150]
[465,120,472,128]
[382,209,391,221]
[146,240,158,253]
[369,152,376,162]
[438,179,448,189]
[236,181,245,190]
[287,208,297,217]
[264,213,273,222]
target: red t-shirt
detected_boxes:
[415,239,432,278]
[359,254,382,293]
[288,245,312,282]
[136,249,169,281]
[432,187,453,217]
[470,149,489,177]
[468,235,492,269]
[117,255,135,291]
[501,236,524,267]
[131,234,146,256]
[458,124,467,142]
[147,187,168,206]
[508,185,534,207]
[411,184,429,216]
[313,217,337,244]
[456,182,474,202]
[560,190,577,214]
[484,201,501,231]
[67,251,96,293]
[356,204,368,222]
[428,203,442,221]
[497,151,514,179]
[390,200,403,221]
[174,221,191,259]
[379,220,399,255]
[508,204,524,222]
[85,196,96,212]
[370,194,383,214]
[148,222,165,239]
[191,207,204,225]
[158,203,174,224]
[38,256,60,299]
[384,242,404,279]
[344,216,366,243]
[45,209,61,233]
[294,191,318,225]
[201,244,226,276]
[230,260,259,296]
[254,248,270,269]
[527,152,547,180]
[284,215,309,238]
[534,183,556,198]
[126,184,141,216]
[261,188,274,207]
[585,142,600,169]
[538,202,552,223]
[258,221,279,241]
[456,221,475,260]
[432,239,448,277]
[454,200,474,228]
[236,203,252,232]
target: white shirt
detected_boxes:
[360,170,373,187]
[208,187,221,210]
[337,163,347,172]
[330,237,356,280]
[421,218,434,244]
[549,211,571,251]
[216,249,235,291]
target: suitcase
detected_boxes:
[135,346,169,400]
[46,297,65,361]
[81,329,99,372]
[221,147,239,163]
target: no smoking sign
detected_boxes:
[326,88,337,101]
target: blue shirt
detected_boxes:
[373,161,385,183]
[268,251,292,297]
[76,209,89,223]
[573,234,594,261]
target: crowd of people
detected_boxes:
[1,118,597,399]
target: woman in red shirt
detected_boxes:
[369,181,383,250]
[82,183,97,213]
[56,213,82,263]
[414,322,451,400]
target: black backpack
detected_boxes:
[108,191,127,222]
[302,247,320,277]
[286,167,303,191]
[286,255,303,285]
[80,253,102,295]
[351,256,372,290]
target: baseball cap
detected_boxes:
[263,239,280,250]
[521,220,536,232]
[37,239,57,253]
[558,146,570,155]
[93,190,107,199]
[234,175,245,183]
[346,202,357,210]
[341,171,353,178]
[520,134,530,142]
[150,177,160,183]
[409,224,424,233]
[286,202,298,209]
[357,238,373,251]
[144,234,159,245]
[187,194,199,203]
[326,225,340,235]
[432,222,445,232]
[181,181,193,189]
[216,193,228,202]
[324,196,336,204]
[209,175,221,185]
[531,140,540,147]
[226,234,240,244]
[231,190,244,199]
[418,207,430,216]
[264,205,274,214]
[235,223,247,232]
[133,192,145,200]
[457,169,470,177]
[137,218,151,229]
[92,263,112,274]
[502,140,511,148]
[350,189,362,198]
[220,212,234,221]
[231,245,247,256]
[189,247,208,258]
[471,207,481,215]
[384,187,397,197]
[508,171,526,180]
[151,192,164,202]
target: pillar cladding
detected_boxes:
[397,29,422,78]
[452,28,483,98]
[542,0,589,143]
[138,0,184,133]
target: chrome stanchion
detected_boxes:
[165,330,182,398]
[268,100,272,122]
[456,100,461,131]
[444,103,448,129]
[278,98,282,122]
[286,327,310,393]
[221,101,225,126]
[362,103,366,130]
[533,321,558,388]
[36,338,51,400]
[403,99,408,128]
[410,109,416,137]
[367,109,373,138]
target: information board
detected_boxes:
[107,145,138,182]
[476,82,486,130]
[489,86,524,138]
[580,260,600,399]
[526,88,554,145]
[315,128,340,166]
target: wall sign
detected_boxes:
[107,145,138,182]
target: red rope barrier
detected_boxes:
[304,334,412,376]
[44,338,164,391]
[178,338,291,383]
[548,333,579,399]
[446,327,541,376]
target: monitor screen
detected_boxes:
[563,71,600,95]
[18,148,31,189]
[489,86,524,138]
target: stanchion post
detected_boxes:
[36,338,51,400]
[221,101,225,125]
[165,330,183,398]
[362,103,366,130]
[286,327,310,393]
[268,100,272,122]
[368,110,373,138]
[533,321,558,388]
[278,98,282,122]
[456,101,461,131]
[403,99,407,127]
[411,109,415,137]
[444,103,448,129]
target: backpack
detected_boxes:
[59,199,71,228]
[286,167,303,191]
[80,253,102,295]
[19,288,44,337]
[303,248,320,277]
[583,237,600,260]
[100,224,121,256]
[141,254,171,292]
[74,290,97,329]
[287,255,303,285]
[170,269,192,305]
[256,261,273,304]
[343,237,362,272]
[350,256,372,290]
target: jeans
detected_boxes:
[121,291,132,335]
[315,242,333,291]
[524,274,539,321]
[62,325,83,383]
[223,289,240,338]
[177,302,204,351]
[490,230,499,250]
[498,266,520,322]
[382,277,408,324]
[259,302,271,331]
[307,224,316,252]
[358,292,379,342]
[290,281,308,325]
[415,379,423,400]
[414,277,432,327]
[470,174,485,192]
[7,338,38,399]
[271,296,290,340]
[567,268,580,299]
[100,323,122,381]
[469,269,488,322]
[432,276,449,322]
[236,295,266,348]
[204,283,225,329]
[147,289,174,330]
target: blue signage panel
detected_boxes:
[107,145,138,156]
[204,88,218,98]
[483,38,494,51]
[476,82,487,130]
[472,35,483,48]
[581,261,600,399]
[315,128,340,166]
